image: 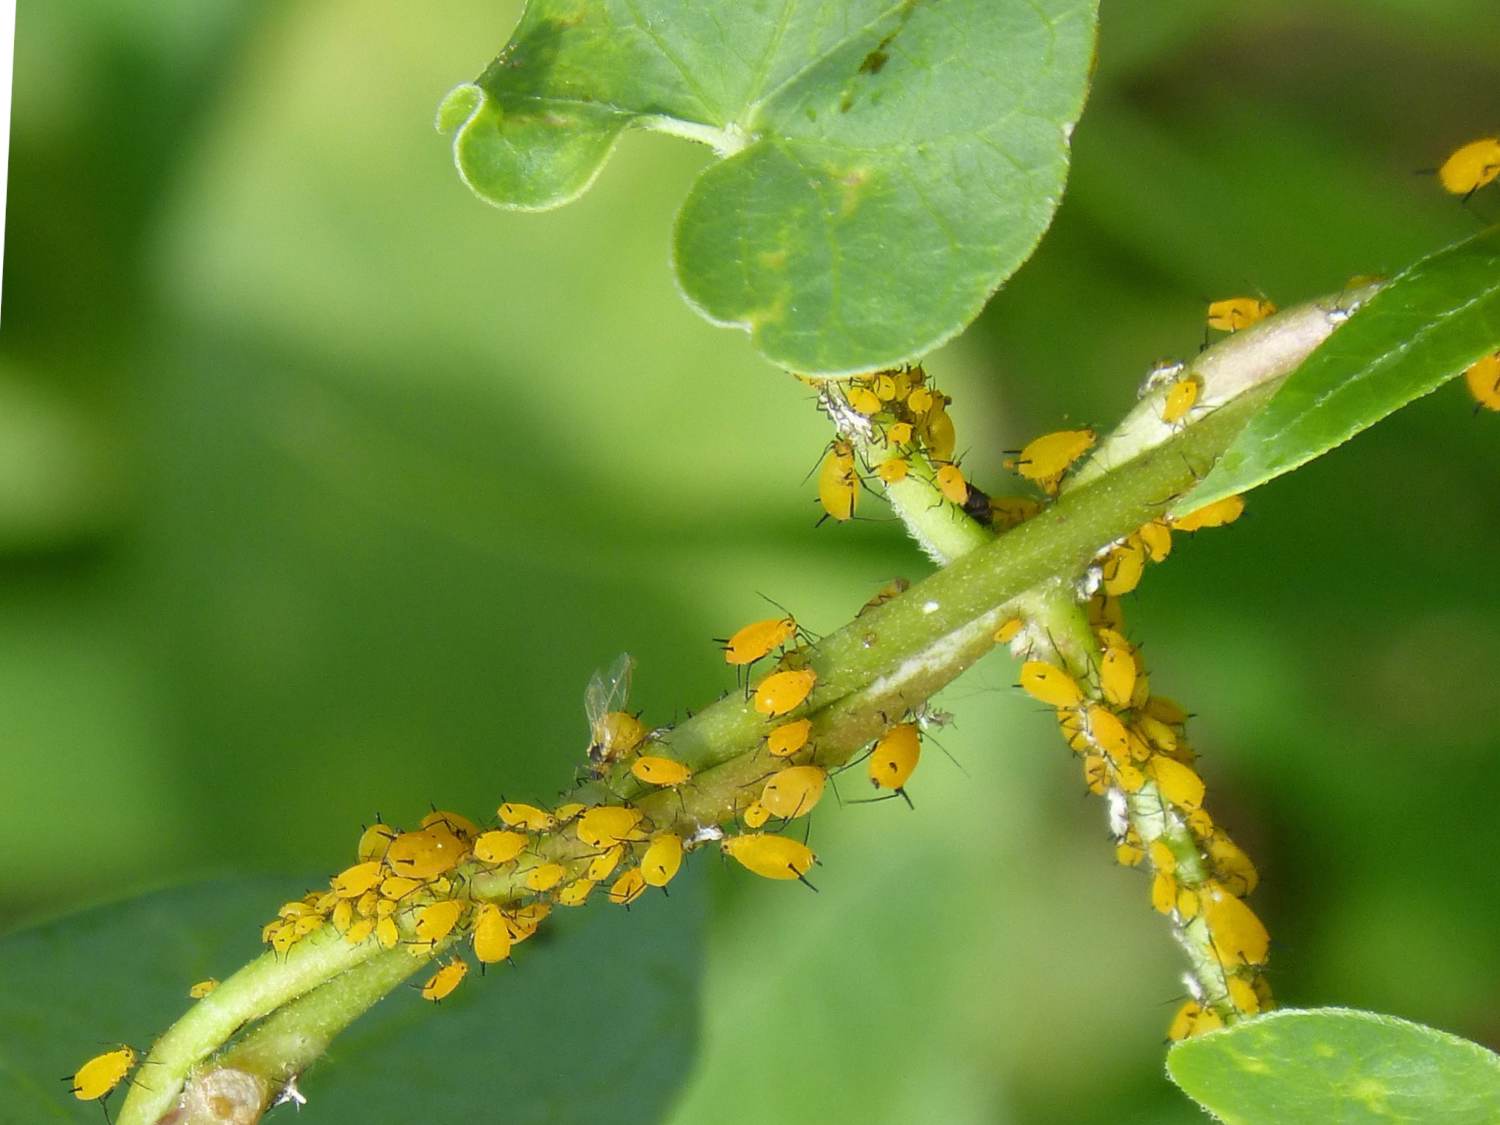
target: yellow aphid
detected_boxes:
[1101,538,1146,596]
[875,457,910,484]
[846,385,882,415]
[1088,592,1126,632]
[1151,870,1178,914]
[935,463,968,505]
[585,652,648,769]
[1136,714,1180,755]
[759,765,828,819]
[332,899,354,933]
[1145,695,1189,726]
[587,843,625,882]
[753,668,818,717]
[766,718,813,758]
[1177,886,1201,920]
[1115,840,1145,867]
[1098,645,1136,708]
[722,616,798,666]
[498,802,557,833]
[291,912,323,938]
[1186,808,1215,840]
[376,916,400,949]
[743,801,771,829]
[473,829,529,866]
[189,978,219,999]
[1085,705,1131,763]
[1019,661,1084,709]
[1464,352,1500,411]
[414,899,466,946]
[1082,754,1109,795]
[385,827,468,881]
[554,802,587,824]
[345,917,375,945]
[721,834,818,883]
[609,868,648,906]
[332,861,384,900]
[1162,376,1201,424]
[993,617,1024,645]
[1206,834,1260,897]
[641,834,684,888]
[557,879,596,907]
[919,395,956,462]
[990,496,1042,530]
[1206,297,1276,333]
[872,372,899,401]
[379,875,424,901]
[577,805,649,848]
[356,822,399,863]
[1149,839,1177,874]
[632,755,694,787]
[1016,429,1096,489]
[1227,975,1262,1015]
[1201,883,1270,966]
[1115,762,1146,792]
[857,577,909,615]
[1171,495,1245,532]
[1438,137,1500,196]
[375,898,398,918]
[472,903,512,964]
[265,922,297,956]
[524,863,567,892]
[1147,755,1206,811]
[869,723,921,791]
[907,387,934,414]
[420,809,480,840]
[1137,519,1173,563]
[503,904,550,943]
[887,421,915,445]
[1058,710,1090,753]
[1168,1001,1224,1042]
[421,958,469,1002]
[817,440,859,523]
[70,1045,136,1103]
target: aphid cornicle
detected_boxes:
[584,653,648,771]
[70,1045,136,1106]
[721,616,798,666]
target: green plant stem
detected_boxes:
[121,295,1345,1125]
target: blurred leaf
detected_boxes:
[0,872,705,1121]
[1180,226,1500,514]
[440,0,1098,374]
[1167,1008,1500,1123]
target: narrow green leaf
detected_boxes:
[440,0,1099,374]
[0,875,704,1122]
[1167,1007,1500,1124]
[1180,226,1500,515]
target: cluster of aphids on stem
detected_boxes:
[69,137,1500,1121]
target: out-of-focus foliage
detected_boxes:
[2,2,1497,1122]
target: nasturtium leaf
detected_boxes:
[440,0,1099,375]
[1179,226,1500,515]
[0,874,704,1123]
[1167,1008,1500,1124]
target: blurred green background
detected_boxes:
[4,1,1499,1121]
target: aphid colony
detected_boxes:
[1005,499,1270,1040]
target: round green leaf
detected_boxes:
[1179,226,1500,515]
[440,0,1099,374]
[0,874,704,1121]
[1167,1007,1500,1124]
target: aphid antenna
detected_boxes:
[846,792,901,806]
[927,732,969,778]
[793,869,820,892]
